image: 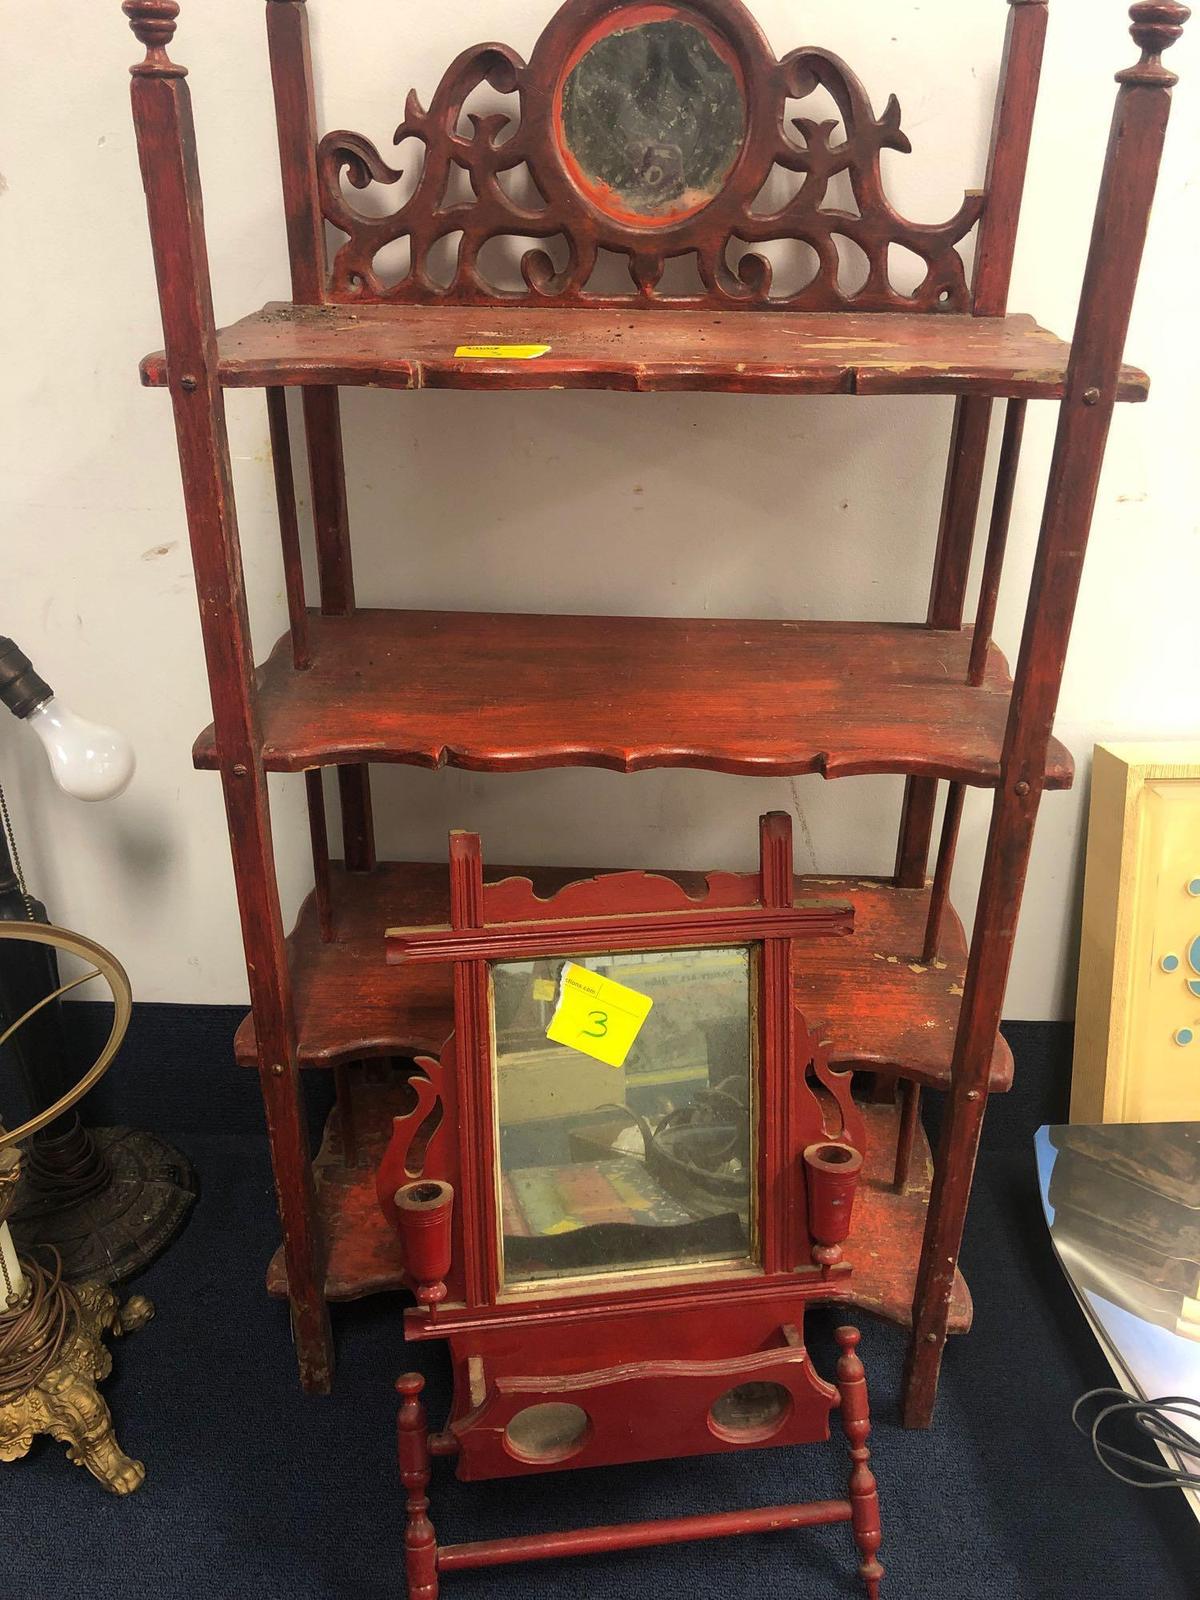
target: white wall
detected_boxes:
[1,0,1197,1017]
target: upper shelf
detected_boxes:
[140,305,1150,400]
[191,608,1075,786]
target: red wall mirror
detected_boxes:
[553,4,749,225]
[376,814,884,1594]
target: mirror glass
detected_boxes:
[491,945,756,1289]
[559,16,746,221]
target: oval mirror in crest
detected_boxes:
[555,7,746,226]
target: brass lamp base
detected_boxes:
[0,1269,154,1494]
[0,926,154,1493]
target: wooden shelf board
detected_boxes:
[233,860,1014,1094]
[140,303,1149,401]
[265,1072,971,1335]
[193,610,1075,786]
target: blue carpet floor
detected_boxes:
[6,1010,1198,1598]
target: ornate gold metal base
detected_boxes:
[0,1279,154,1494]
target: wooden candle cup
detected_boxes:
[393,1179,454,1309]
[803,1141,864,1271]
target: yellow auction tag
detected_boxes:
[454,344,550,360]
[545,962,653,1069]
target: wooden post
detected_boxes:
[918,398,1028,959]
[122,0,332,1389]
[891,1080,922,1193]
[968,399,1028,687]
[904,0,1192,1428]
[895,0,1049,887]
[836,1327,884,1600]
[265,385,310,670]
[447,833,495,1308]
[920,783,965,965]
[760,811,794,1275]
[973,0,1052,318]
[265,0,374,872]
[916,398,1028,959]
[396,1374,439,1600]
[304,769,334,942]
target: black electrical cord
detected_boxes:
[1072,1387,1200,1491]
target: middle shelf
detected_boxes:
[232,860,1014,1095]
[194,609,1075,784]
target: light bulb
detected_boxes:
[26,696,136,801]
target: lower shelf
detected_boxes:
[234,860,1013,1094]
[266,1069,972,1336]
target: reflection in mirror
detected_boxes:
[492,946,756,1289]
[559,17,745,221]
[504,1401,590,1462]
[709,1380,792,1441]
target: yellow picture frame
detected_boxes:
[1072,741,1200,1124]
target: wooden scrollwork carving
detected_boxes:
[317,0,983,311]
[375,1046,456,1236]
[794,1010,866,1156]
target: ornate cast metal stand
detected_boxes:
[9,1125,195,1290]
[0,766,195,1286]
[0,923,155,1494]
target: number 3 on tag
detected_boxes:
[545,963,653,1068]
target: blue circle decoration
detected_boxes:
[1189,879,1200,898]
[1163,953,1181,973]
[1175,1028,1195,1047]
[1190,936,1200,976]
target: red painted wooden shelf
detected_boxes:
[193,609,1075,786]
[264,1071,970,1333]
[233,861,1013,1094]
[140,303,1150,400]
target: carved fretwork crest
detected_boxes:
[317,0,982,311]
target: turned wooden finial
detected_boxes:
[123,0,187,76]
[1119,2,1191,84]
